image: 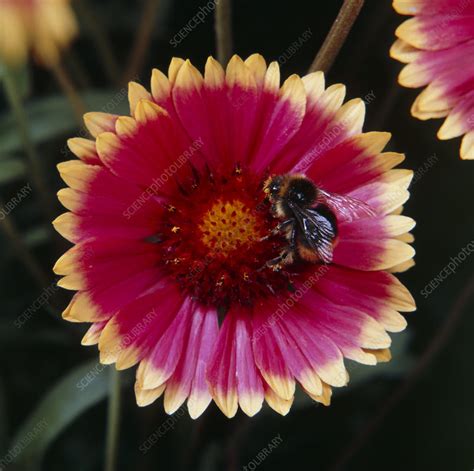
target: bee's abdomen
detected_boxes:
[296,243,321,262]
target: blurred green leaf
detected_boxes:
[23,225,51,248]
[0,158,26,185]
[8,360,112,471]
[0,90,129,154]
[0,158,26,184]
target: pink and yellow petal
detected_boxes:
[163,305,213,415]
[307,382,333,406]
[249,73,307,173]
[334,215,415,272]
[187,308,219,419]
[136,298,193,390]
[264,384,294,416]
[244,53,267,87]
[99,282,184,366]
[67,138,102,165]
[251,310,296,401]
[461,130,474,160]
[303,132,395,194]
[438,90,474,140]
[396,15,474,51]
[280,310,348,390]
[393,0,474,16]
[235,316,264,417]
[206,314,238,418]
[390,38,421,64]
[84,112,119,137]
[135,382,166,408]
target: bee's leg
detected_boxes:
[260,219,294,242]
[257,252,285,272]
[276,219,295,234]
[260,225,298,271]
[263,249,294,271]
[288,225,297,251]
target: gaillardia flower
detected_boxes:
[391,0,474,159]
[0,0,78,67]
[54,55,416,418]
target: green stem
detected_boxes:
[0,210,50,288]
[2,68,56,222]
[76,0,121,84]
[121,0,161,85]
[104,368,121,471]
[65,50,92,89]
[51,61,88,126]
[309,0,365,73]
[215,0,233,65]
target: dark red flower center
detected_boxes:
[154,165,300,311]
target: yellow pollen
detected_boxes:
[171,226,181,233]
[199,199,263,256]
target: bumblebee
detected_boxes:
[263,174,374,267]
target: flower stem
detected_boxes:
[50,61,88,126]
[2,68,56,222]
[0,210,50,288]
[328,274,474,471]
[309,0,365,73]
[121,0,161,85]
[75,0,120,84]
[65,50,92,89]
[215,0,233,65]
[104,368,121,471]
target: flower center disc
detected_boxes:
[155,166,296,310]
[199,199,264,257]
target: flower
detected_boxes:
[391,0,474,160]
[54,55,416,418]
[0,0,78,67]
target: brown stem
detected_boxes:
[328,274,474,471]
[121,0,161,85]
[51,61,88,125]
[309,0,365,74]
[215,0,233,65]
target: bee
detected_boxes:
[263,174,375,268]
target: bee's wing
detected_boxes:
[291,204,336,264]
[318,189,376,223]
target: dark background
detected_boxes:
[1,0,474,470]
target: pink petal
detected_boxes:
[234,315,264,416]
[206,314,238,418]
[188,307,219,419]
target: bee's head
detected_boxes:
[286,176,318,207]
[264,175,285,201]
